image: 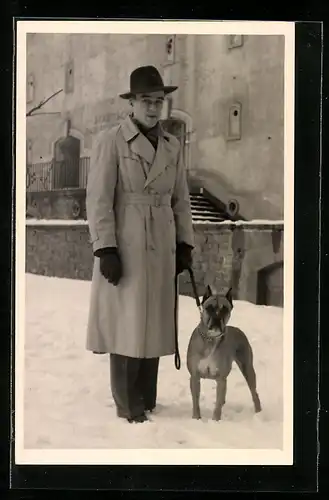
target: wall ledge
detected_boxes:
[26,218,89,227]
[194,220,284,230]
[25,218,284,230]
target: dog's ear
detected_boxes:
[226,287,233,305]
[202,285,213,304]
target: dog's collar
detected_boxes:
[198,325,226,343]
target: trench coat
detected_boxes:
[85,114,194,358]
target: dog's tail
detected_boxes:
[234,333,261,412]
[235,337,256,387]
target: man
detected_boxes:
[86,65,194,423]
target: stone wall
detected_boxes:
[26,223,93,280]
[25,221,284,306]
[26,189,87,220]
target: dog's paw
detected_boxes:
[212,411,222,421]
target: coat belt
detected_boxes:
[118,192,173,251]
[119,192,171,207]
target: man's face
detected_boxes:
[130,90,165,129]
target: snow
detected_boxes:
[22,272,284,459]
[26,218,89,226]
[194,219,284,226]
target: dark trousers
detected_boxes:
[109,354,160,419]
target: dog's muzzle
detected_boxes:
[201,303,230,339]
[208,324,226,336]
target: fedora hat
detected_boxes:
[119,65,178,99]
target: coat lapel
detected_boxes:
[121,116,177,188]
[144,131,177,188]
[130,133,155,166]
[121,115,155,165]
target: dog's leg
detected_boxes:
[213,377,227,421]
[190,375,201,419]
[236,354,262,413]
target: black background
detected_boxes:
[2,3,327,496]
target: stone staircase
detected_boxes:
[189,192,229,223]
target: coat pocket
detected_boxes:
[167,209,177,253]
[116,205,141,249]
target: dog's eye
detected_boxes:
[207,305,216,314]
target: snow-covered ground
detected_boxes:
[23,273,283,450]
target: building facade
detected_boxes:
[26,32,285,220]
[25,32,285,306]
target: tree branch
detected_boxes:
[27,112,62,116]
[26,89,63,117]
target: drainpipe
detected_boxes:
[186,34,196,177]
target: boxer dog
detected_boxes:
[186,285,262,421]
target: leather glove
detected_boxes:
[176,242,193,275]
[95,247,122,285]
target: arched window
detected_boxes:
[53,135,81,189]
[27,74,35,103]
[161,118,187,163]
[161,109,193,170]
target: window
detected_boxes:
[227,102,242,141]
[160,96,173,121]
[161,109,193,169]
[65,60,74,93]
[164,35,175,64]
[227,35,244,49]
[27,74,35,103]
[53,135,80,189]
[26,139,33,164]
[161,118,188,165]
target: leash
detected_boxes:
[174,266,202,370]
[174,273,181,370]
[187,267,202,315]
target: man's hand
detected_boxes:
[96,247,123,285]
[176,242,193,275]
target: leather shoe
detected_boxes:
[127,413,148,423]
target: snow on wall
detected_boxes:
[25,218,284,227]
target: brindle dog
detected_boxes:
[186,285,262,421]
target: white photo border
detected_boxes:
[15,19,295,466]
